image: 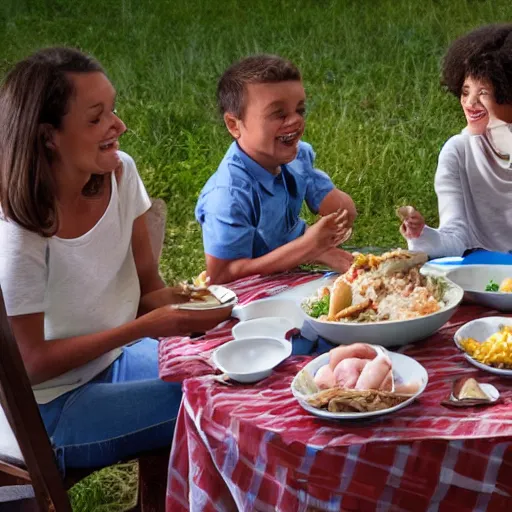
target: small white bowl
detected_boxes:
[232,317,296,340]
[212,336,292,383]
[231,298,304,327]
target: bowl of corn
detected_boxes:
[454,316,512,376]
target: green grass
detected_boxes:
[68,462,138,512]
[1,0,511,509]
[1,0,511,283]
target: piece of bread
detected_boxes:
[334,299,372,320]
[327,277,352,320]
[396,206,415,221]
[375,250,428,276]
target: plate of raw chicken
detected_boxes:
[291,343,428,419]
[300,249,463,346]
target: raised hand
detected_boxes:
[397,206,425,239]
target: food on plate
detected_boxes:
[314,364,336,389]
[316,343,395,392]
[298,343,422,413]
[441,377,500,408]
[453,377,489,400]
[328,343,378,370]
[328,279,352,320]
[307,388,411,413]
[177,271,223,307]
[334,299,372,321]
[500,278,512,292]
[485,279,500,292]
[303,249,447,323]
[294,343,421,412]
[355,354,393,391]
[484,277,512,292]
[459,324,512,369]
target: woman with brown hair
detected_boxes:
[0,47,222,472]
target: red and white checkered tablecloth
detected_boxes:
[159,273,512,512]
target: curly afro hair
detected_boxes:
[442,24,512,104]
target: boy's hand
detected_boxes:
[313,247,354,273]
[305,209,350,251]
[397,206,425,239]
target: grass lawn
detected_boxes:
[1,0,511,509]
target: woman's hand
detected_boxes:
[138,286,191,316]
[398,206,425,239]
[139,304,232,338]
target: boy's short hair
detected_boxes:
[217,54,301,118]
[442,23,512,104]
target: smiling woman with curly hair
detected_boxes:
[398,24,512,258]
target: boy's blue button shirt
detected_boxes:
[195,141,334,260]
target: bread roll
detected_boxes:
[327,277,352,320]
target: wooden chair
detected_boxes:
[0,198,170,511]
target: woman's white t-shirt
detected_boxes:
[0,151,151,404]
[408,129,512,258]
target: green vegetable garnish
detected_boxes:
[485,280,499,292]
[309,294,330,318]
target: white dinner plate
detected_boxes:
[454,316,512,377]
[290,351,428,420]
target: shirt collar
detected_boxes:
[229,142,281,195]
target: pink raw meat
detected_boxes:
[333,358,372,389]
[355,354,392,390]
[313,364,336,390]
[328,343,377,370]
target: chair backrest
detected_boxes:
[0,288,71,511]
[146,198,167,262]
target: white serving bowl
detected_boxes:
[232,317,296,340]
[212,336,292,383]
[298,276,464,347]
[291,350,428,420]
[445,265,512,311]
[454,316,512,377]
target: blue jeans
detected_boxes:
[39,338,181,474]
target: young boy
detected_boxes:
[195,54,357,284]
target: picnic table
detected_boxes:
[158,272,512,512]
